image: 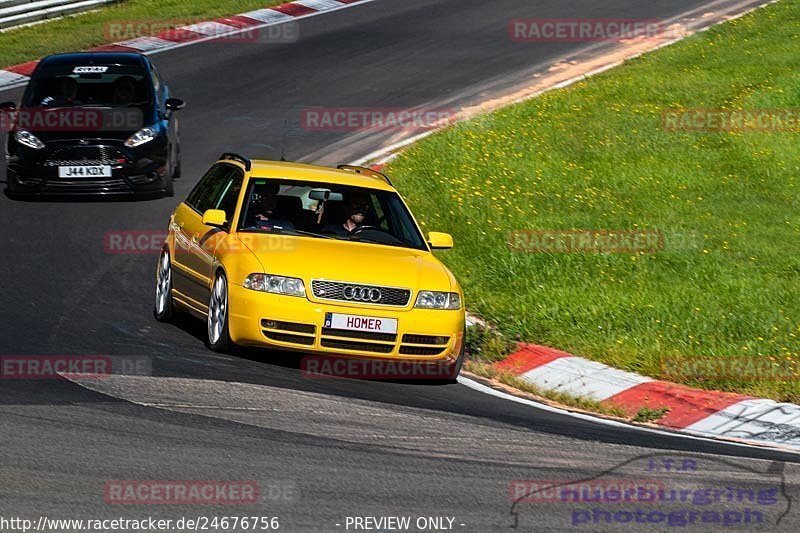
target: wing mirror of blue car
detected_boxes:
[165,98,185,111]
[428,232,454,250]
[202,209,227,228]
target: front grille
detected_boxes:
[261,320,316,346]
[321,339,394,353]
[311,280,411,307]
[45,159,117,166]
[402,334,450,345]
[129,174,157,185]
[41,178,131,192]
[45,145,126,166]
[264,331,315,345]
[399,346,447,356]
[322,328,396,342]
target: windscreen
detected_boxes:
[238,178,428,251]
[22,63,152,108]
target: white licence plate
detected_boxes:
[58,165,112,178]
[325,312,398,334]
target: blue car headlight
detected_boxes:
[14,129,44,150]
[124,127,157,147]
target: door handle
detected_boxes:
[191,234,199,243]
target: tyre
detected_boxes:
[153,249,175,321]
[207,270,232,352]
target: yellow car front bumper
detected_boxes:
[227,283,465,364]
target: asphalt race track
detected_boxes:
[2,0,800,531]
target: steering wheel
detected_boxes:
[349,225,403,244]
[349,225,382,236]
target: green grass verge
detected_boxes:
[391,1,800,402]
[0,0,286,66]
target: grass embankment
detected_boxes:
[0,0,286,67]
[393,1,800,401]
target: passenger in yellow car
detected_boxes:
[246,182,295,231]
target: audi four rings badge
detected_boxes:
[343,286,382,302]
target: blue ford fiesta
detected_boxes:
[2,52,185,198]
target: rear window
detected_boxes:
[22,63,152,108]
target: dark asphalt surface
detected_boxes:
[2,0,798,531]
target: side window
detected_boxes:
[185,164,234,213]
[214,168,245,227]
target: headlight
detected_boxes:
[14,129,44,149]
[124,127,157,147]
[244,273,306,297]
[414,291,461,310]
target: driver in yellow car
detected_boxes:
[325,192,372,236]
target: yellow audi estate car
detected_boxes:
[155,154,466,377]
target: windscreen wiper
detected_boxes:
[288,229,336,240]
[350,236,405,247]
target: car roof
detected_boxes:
[248,160,396,191]
[38,52,148,68]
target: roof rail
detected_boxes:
[219,152,251,171]
[337,165,393,186]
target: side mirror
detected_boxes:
[202,209,227,228]
[0,101,16,110]
[165,98,185,111]
[428,232,453,250]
